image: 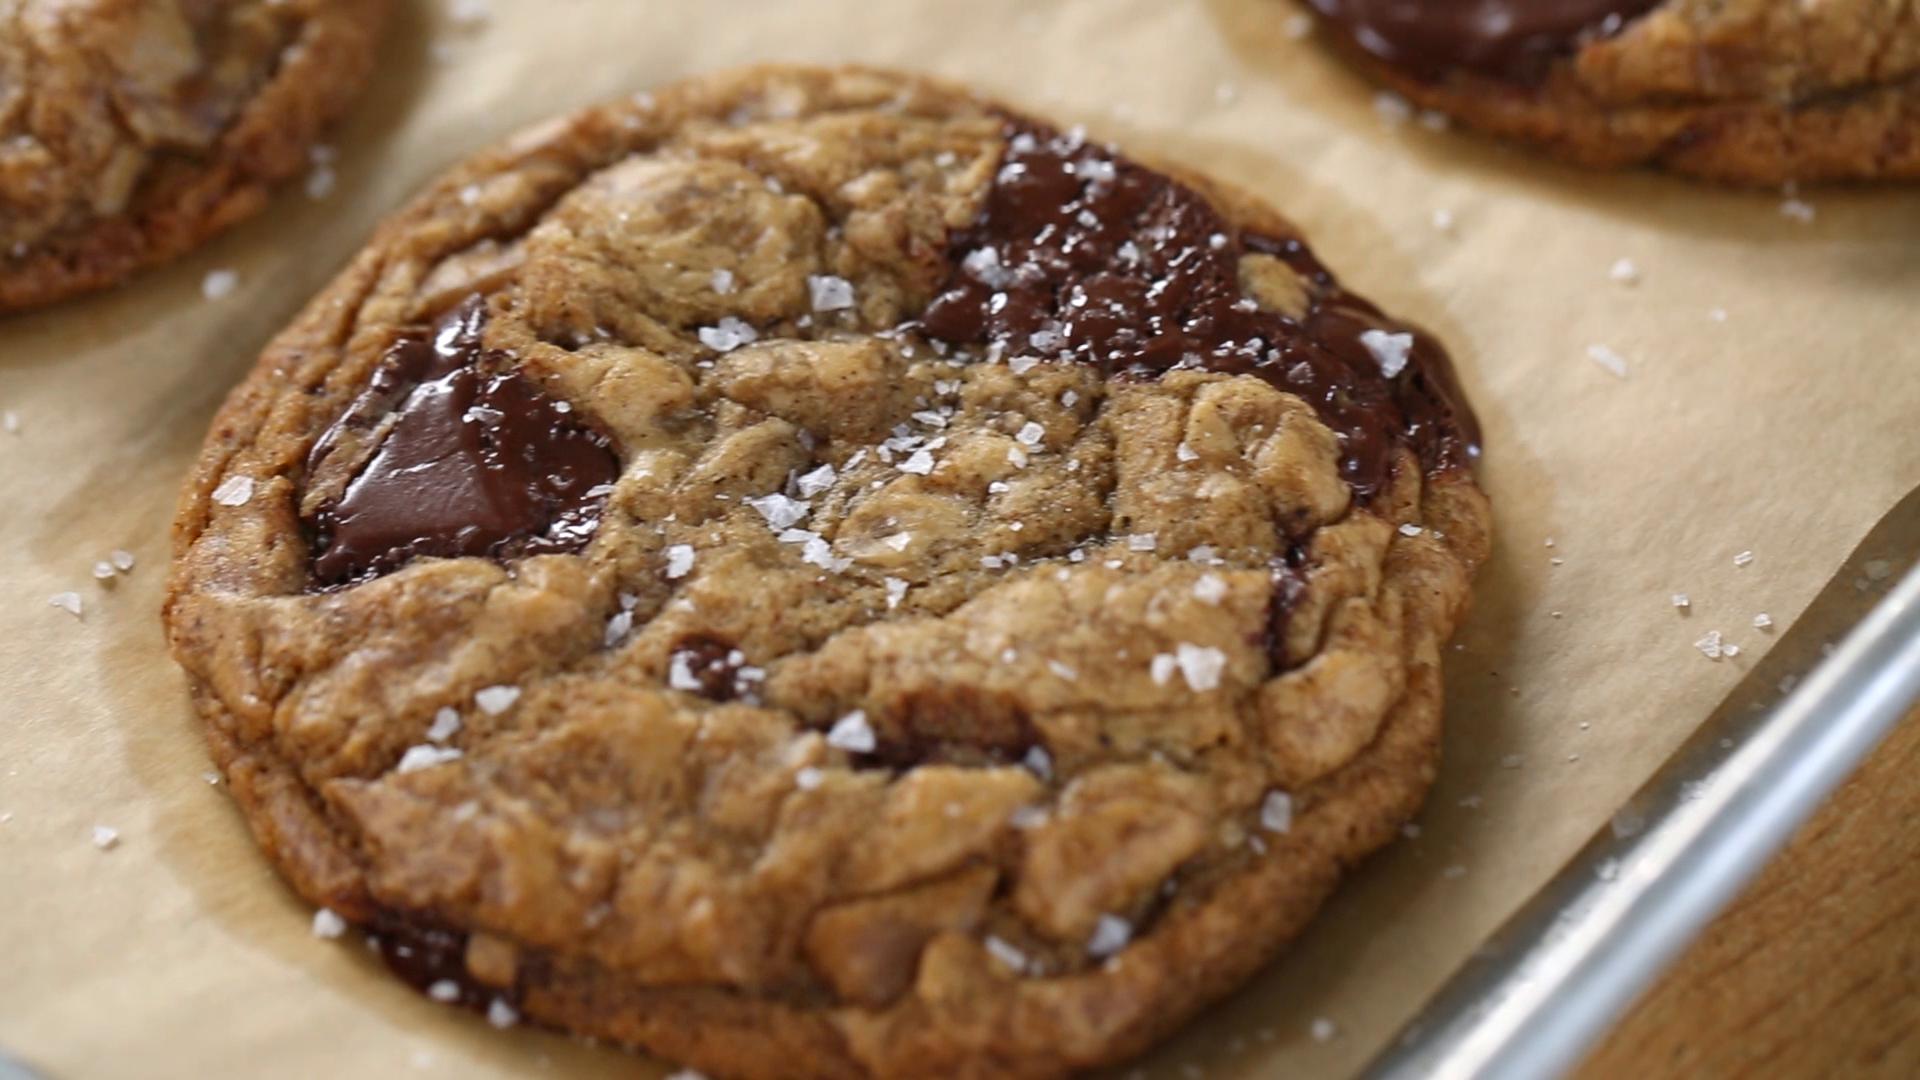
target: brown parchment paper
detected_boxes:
[3,2,1917,1077]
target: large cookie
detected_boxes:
[165,65,1490,1078]
[1304,0,1920,184]
[0,0,389,311]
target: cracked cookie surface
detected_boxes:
[1305,0,1920,184]
[165,65,1491,1079]
[0,0,388,310]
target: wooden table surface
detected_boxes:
[1578,707,1920,1079]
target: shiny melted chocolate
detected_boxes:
[919,121,1478,503]
[1306,0,1661,83]
[306,298,619,587]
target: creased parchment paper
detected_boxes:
[2,2,1916,1077]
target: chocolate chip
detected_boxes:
[1305,0,1661,84]
[305,297,620,587]
[913,120,1479,505]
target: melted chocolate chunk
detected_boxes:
[1306,0,1661,83]
[306,298,620,587]
[918,121,1478,503]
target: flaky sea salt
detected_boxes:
[1359,329,1413,377]
[1780,198,1816,224]
[426,707,462,743]
[1609,258,1640,285]
[1753,612,1773,631]
[984,935,1028,973]
[1193,574,1227,604]
[1671,593,1690,610]
[746,493,809,529]
[797,464,837,497]
[1310,1018,1338,1043]
[1087,914,1132,958]
[211,475,255,507]
[664,544,696,579]
[427,979,460,1003]
[884,576,909,609]
[1373,91,1412,125]
[474,684,520,715]
[1695,630,1725,660]
[91,825,119,850]
[201,269,238,300]
[827,710,875,753]
[1585,344,1629,378]
[710,268,736,294]
[1432,208,1455,233]
[1260,789,1293,833]
[1397,523,1423,537]
[49,592,82,618]
[110,549,135,571]
[807,274,855,312]
[1733,550,1755,568]
[396,744,463,774]
[697,316,758,352]
[1127,533,1157,552]
[604,609,634,647]
[1016,421,1046,447]
[898,449,935,475]
[312,908,348,939]
[1023,745,1053,781]
[1175,643,1226,691]
[485,999,518,1029]
[1149,653,1178,686]
[794,766,824,791]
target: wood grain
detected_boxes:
[1578,708,1920,1079]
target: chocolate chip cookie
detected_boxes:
[1304,1,1920,184]
[165,65,1491,1078]
[0,0,389,312]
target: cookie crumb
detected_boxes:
[827,710,875,753]
[1585,344,1628,378]
[91,824,119,850]
[49,591,83,618]
[312,908,348,939]
[474,685,521,715]
[211,475,255,507]
[201,268,239,300]
[1260,790,1293,833]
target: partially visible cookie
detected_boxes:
[166,65,1490,1078]
[0,0,389,311]
[1304,0,1920,184]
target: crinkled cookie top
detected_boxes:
[168,66,1490,1077]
